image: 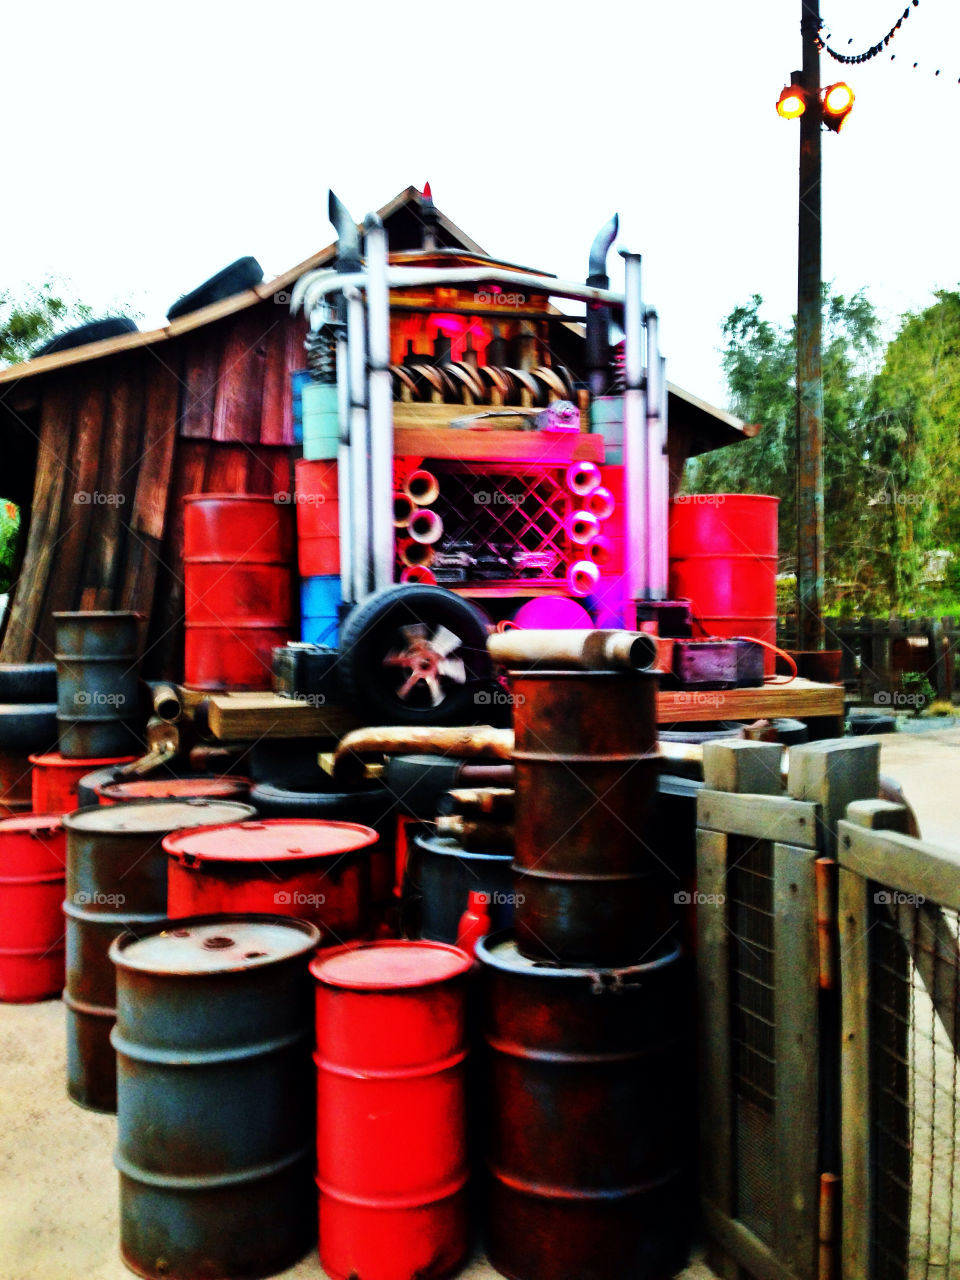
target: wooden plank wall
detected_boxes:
[0,301,305,677]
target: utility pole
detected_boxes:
[796,0,826,651]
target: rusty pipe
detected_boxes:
[150,683,182,724]
[818,1172,840,1280]
[816,857,836,990]
[404,469,440,506]
[399,540,435,569]
[393,492,415,528]
[407,508,443,545]
[437,787,515,819]
[333,724,514,782]
[435,815,515,854]
[487,629,660,673]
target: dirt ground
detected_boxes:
[5,729,946,1280]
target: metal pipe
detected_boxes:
[645,310,668,599]
[487,629,660,672]
[363,213,395,593]
[568,510,600,545]
[404,469,440,506]
[400,565,437,585]
[407,508,443,545]
[565,460,601,496]
[393,492,415,527]
[586,212,619,399]
[567,560,600,597]
[435,815,515,854]
[150,683,182,724]
[437,788,515,819]
[328,189,362,274]
[586,487,615,521]
[398,540,435,568]
[336,327,354,605]
[619,248,647,618]
[346,286,371,601]
[333,725,514,783]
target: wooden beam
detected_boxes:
[204,692,361,742]
[658,678,844,725]
[697,790,819,849]
[393,421,604,464]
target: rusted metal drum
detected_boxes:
[164,818,377,943]
[97,774,252,806]
[406,830,514,943]
[477,932,687,1280]
[0,815,66,1002]
[63,798,256,1112]
[311,940,472,1280]
[111,914,319,1280]
[509,668,658,756]
[54,611,143,758]
[183,494,294,691]
[0,748,34,816]
[29,752,138,814]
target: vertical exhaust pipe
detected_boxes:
[586,213,619,400]
[619,246,647,620]
[328,190,362,605]
[364,212,395,593]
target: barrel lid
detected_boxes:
[476,930,681,980]
[183,493,278,504]
[0,813,64,835]
[111,915,320,974]
[311,940,472,990]
[28,752,139,769]
[99,775,250,801]
[52,610,144,620]
[163,818,377,863]
[63,799,256,835]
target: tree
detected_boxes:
[0,280,93,366]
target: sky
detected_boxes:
[2,0,959,407]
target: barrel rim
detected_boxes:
[183,492,284,505]
[476,929,681,980]
[63,798,257,835]
[52,610,144,621]
[162,818,378,864]
[98,775,252,802]
[28,752,138,769]
[411,831,514,863]
[109,912,321,975]
[310,939,472,990]
[0,812,65,834]
[506,669,660,683]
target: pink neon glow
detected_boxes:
[567,510,601,545]
[512,597,594,629]
[565,461,601,496]
[401,565,437,585]
[567,559,600,597]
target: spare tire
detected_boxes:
[847,709,897,736]
[0,703,58,751]
[32,317,138,358]
[249,780,397,823]
[0,664,57,704]
[338,585,492,726]
[166,257,264,321]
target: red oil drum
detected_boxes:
[97,775,252,806]
[29,752,138,814]
[183,494,294,691]
[164,818,378,942]
[311,940,472,1280]
[295,459,340,576]
[669,494,779,673]
[0,814,66,1001]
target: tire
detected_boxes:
[0,704,59,751]
[166,257,264,321]
[847,710,897,736]
[383,754,464,818]
[249,780,397,824]
[659,721,745,746]
[770,717,808,746]
[32,317,138,358]
[0,664,57,704]
[338,585,492,726]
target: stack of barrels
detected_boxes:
[477,665,688,1280]
[295,458,342,645]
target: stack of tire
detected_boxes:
[0,664,58,816]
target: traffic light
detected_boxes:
[821,81,855,131]
[776,83,806,119]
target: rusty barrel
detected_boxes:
[30,752,138,814]
[54,611,143,758]
[508,669,665,966]
[405,830,515,944]
[62,798,256,1112]
[0,747,34,816]
[183,494,294,691]
[164,818,377,943]
[111,914,319,1279]
[477,933,687,1280]
[311,940,472,1280]
[97,774,252,806]
[0,815,66,1002]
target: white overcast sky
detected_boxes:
[2,0,958,406]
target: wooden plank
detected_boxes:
[259,318,288,446]
[697,828,734,1215]
[0,325,169,385]
[702,1200,804,1280]
[837,820,960,913]
[787,740,880,857]
[0,380,76,661]
[205,693,361,742]
[394,423,605,464]
[703,740,784,796]
[212,310,272,444]
[88,359,146,606]
[838,866,872,1280]
[658,679,844,725]
[773,842,820,1279]
[205,441,255,494]
[697,791,819,849]
[179,326,221,439]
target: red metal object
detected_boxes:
[183,494,294,691]
[669,494,779,673]
[29,752,138,814]
[311,940,472,1280]
[97,775,252,806]
[0,814,66,1001]
[296,460,340,574]
[164,818,378,942]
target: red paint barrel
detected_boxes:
[311,941,472,1280]
[183,494,294,690]
[97,775,252,806]
[0,814,66,1001]
[29,752,138,815]
[669,494,779,673]
[164,818,378,942]
[295,459,340,576]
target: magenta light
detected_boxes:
[512,597,594,629]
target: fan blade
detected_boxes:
[438,657,467,684]
[401,624,429,644]
[429,624,463,658]
[426,676,445,707]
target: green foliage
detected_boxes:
[0,281,93,366]
[0,501,20,594]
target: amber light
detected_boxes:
[821,81,855,131]
[776,85,806,119]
